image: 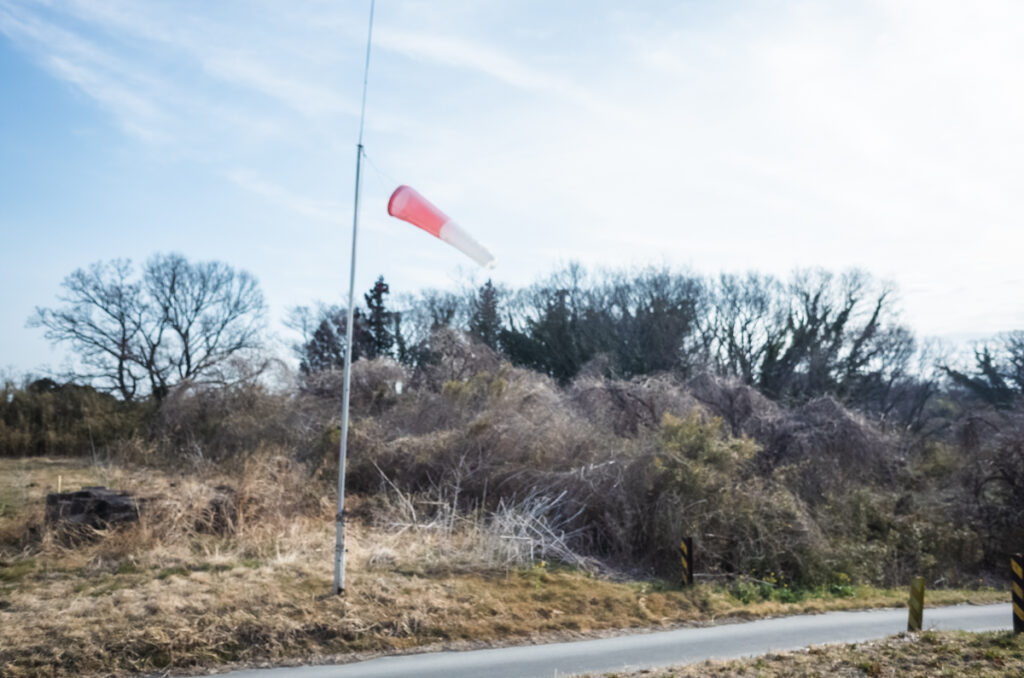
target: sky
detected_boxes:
[1,0,1022,377]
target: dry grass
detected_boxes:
[596,631,1024,677]
[0,457,117,517]
[0,458,1009,677]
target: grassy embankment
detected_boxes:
[0,457,1007,677]
[593,631,1024,677]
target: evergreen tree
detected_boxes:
[298,308,370,374]
[469,279,501,349]
[502,289,590,385]
[393,311,409,365]
[364,276,394,359]
[530,289,590,384]
[299,317,344,375]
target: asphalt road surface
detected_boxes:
[214,603,1010,678]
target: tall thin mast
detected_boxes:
[335,0,376,595]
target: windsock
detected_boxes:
[387,185,496,269]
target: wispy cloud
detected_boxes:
[374,27,619,117]
[224,169,347,225]
[376,29,560,92]
[45,55,168,142]
[223,168,391,234]
[0,2,171,140]
[0,0,371,145]
[202,54,357,118]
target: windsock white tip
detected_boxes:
[439,220,496,269]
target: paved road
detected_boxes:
[215,603,1010,678]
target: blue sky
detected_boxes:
[2,0,1022,377]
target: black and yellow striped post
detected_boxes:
[1012,553,1024,634]
[907,576,925,632]
[679,537,694,587]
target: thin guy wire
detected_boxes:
[363,151,401,190]
[356,0,375,148]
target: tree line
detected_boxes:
[291,265,1021,425]
[24,253,1024,421]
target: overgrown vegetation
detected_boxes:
[3,258,1023,674]
[3,354,1021,585]
[8,261,1024,582]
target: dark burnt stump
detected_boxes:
[45,486,141,529]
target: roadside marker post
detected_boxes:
[680,537,694,588]
[1012,553,1024,634]
[907,576,925,632]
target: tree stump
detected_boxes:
[45,486,141,528]
[197,485,238,535]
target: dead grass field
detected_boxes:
[595,631,1024,677]
[0,458,1008,677]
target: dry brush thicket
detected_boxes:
[3,331,1022,676]
[2,330,1021,589]
[332,354,974,587]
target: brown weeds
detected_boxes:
[0,457,1007,678]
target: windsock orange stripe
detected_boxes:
[386,184,496,269]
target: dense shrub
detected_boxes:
[330,363,988,585]
[0,378,142,457]
[956,403,1024,568]
[151,380,327,466]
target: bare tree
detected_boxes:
[31,254,267,401]
[751,269,913,403]
[142,254,266,398]
[704,272,788,384]
[30,260,144,400]
[944,331,1024,409]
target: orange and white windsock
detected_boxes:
[387,185,496,269]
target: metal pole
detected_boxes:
[907,576,925,632]
[334,0,375,596]
[679,536,694,587]
[1013,553,1024,634]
